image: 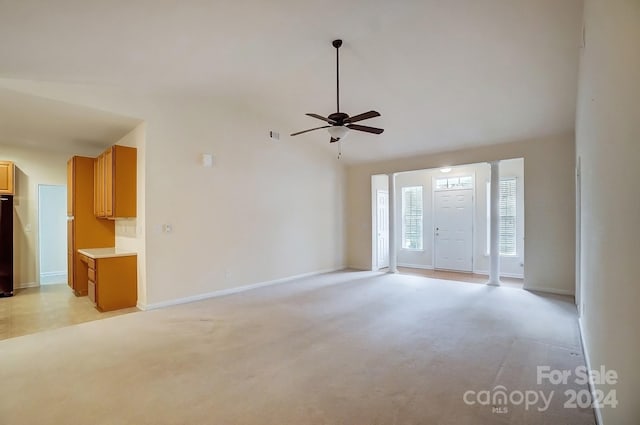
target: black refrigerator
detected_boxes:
[0,195,13,297]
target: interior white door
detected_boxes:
[434,189,473,272]
[376,190,389,269]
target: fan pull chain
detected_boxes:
[338,139,342,159]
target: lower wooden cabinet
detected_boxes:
[79,252,137,312]
[88,280,96,305]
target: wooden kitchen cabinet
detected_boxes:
[67,159,73,215]
[79,251,137,312]
[67,156,115,296]
[94,153,105,217]
[0,161,15,195]
[104,147,114,216]
[94,145,136,219]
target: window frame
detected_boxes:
[401,185,424,251]
[486,177,518,257]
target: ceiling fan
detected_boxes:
[290,39,384,146]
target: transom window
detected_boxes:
[435,176,473,190]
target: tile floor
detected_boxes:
[0,283,138,340]
[397,266,524,288]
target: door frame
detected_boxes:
[431,173,476,272]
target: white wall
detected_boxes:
[575,1,640,423]
[0,80,348,307]
[347,135,575,295]
[142,100,346,307]
[394,159,524,278]
[0,144,72,287]
[38,184,67,284]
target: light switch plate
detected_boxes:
[201,154,213,167]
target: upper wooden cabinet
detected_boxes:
[94,153,105,217]
[94,145,137,219]
[0,161,15,195]
[67,159,73,215]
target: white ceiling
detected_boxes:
[0,88,141,153]
[0,0,583,162]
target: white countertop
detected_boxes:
[78,248,137,259]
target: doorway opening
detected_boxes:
[38,184,67,285]
[374,159,525,287]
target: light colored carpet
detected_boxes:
[0,271,595,425]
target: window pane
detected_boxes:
[459,176,473,188]
[499,178,517,255]
[402,186,423,250]
[487,178,518,256]
[436,178,448,190]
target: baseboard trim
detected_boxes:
[398,263,434,270]
[472,269,524,279]
[348,264,371,271]
[524,287,575,296]
[40,271,66,277]
[138,266,346,311]
[15,281,38,289]
[578,317,604,425]
[40,271,68,285]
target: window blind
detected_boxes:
[402,186,423,250]
[499,178,517,255]
[486,178,518,256]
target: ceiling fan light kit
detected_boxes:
[291,39,384,158]
[328,126,349,140]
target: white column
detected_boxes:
[487,161,501,286]
[388,173,398,273]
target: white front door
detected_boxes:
[376,190,389,269]
[434,189,473,272]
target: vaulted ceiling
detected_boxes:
[0,0,583,162]
[0,88,140,153]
